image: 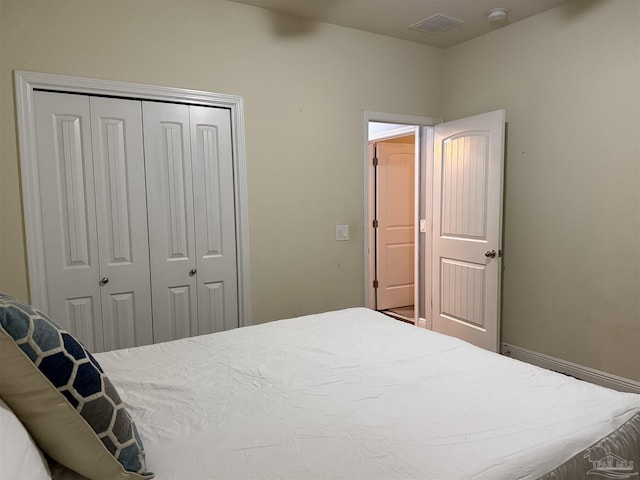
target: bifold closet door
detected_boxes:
[143,102,198,343]
[89,97,153,350]
[190,106,239,335]
[33,91,153,352]
[143,102,239,343]
[34,92,103,351]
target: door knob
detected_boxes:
[100,277,109,285]
[189,268,197,276]
[484,249,497,258]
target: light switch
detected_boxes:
[336,225,349,241]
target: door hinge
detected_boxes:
[373,219,378,228]
[373,156,379,167]
[373,280,379,288]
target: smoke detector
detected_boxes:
[411,14,464,35]
[488,8,508,22]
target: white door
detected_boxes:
[431,110,505,352]
[89,97,153,350]
[375,140,415,310]
[34,92,103,351]
[33,92,154,352]
[143,102,198,343]
[190,106,239,334]
[144,102,239,343]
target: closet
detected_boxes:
[33,91,239,352]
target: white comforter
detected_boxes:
[95,308,640,479]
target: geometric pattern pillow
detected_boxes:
[0,292,154,480]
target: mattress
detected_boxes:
[54,308,640,479]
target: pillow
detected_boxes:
[0,397,51,480]
[0,293,154,480]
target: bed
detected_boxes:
[1,297,639,480]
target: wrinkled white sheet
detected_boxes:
[94,308,640,479]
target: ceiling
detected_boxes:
[227,0,575,49]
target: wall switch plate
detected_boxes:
[336,225,349,241]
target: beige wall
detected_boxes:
[0,1,442,323]
[3,0,639,382]
[443,0,640,381]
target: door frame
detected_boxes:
[369,127,417,316]
[363,111,441,327]
[14,70,252,328]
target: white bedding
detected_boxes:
[90,308,639,479]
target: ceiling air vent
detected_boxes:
[411,14,464,34]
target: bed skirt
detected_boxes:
[539,411,640,479]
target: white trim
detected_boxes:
[420,126,434,330]
[501,343,640,394]
[366,111,441,127]
[363,111,441,318]
[368,125,417,142]
[14,70,251,327]
[412,126,420,324]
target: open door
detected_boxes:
[431,110,505,352]
[375,139,415,311]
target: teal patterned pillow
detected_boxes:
[0,293,154,480]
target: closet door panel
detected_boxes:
[143,102,197,343]
[90,97,153,350]
[190,106,239,333]
[66,297,99,351]
[168,285,197,339]
[200,281,225,333]
[34,92,103,352]
[105,293,137,348]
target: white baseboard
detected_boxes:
[501,343,640,394]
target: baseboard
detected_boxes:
[501,343,640,394]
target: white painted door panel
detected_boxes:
[143,101,198,343]
[376,141,415,310]
[33,92,241,349]
[432,110,505,352]
[89,97,153,350]
[190,106,239,333]
[33,92,103,351]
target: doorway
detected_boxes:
[369,126,417,323]
[365,112,440,328]
[364,110,506,353]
